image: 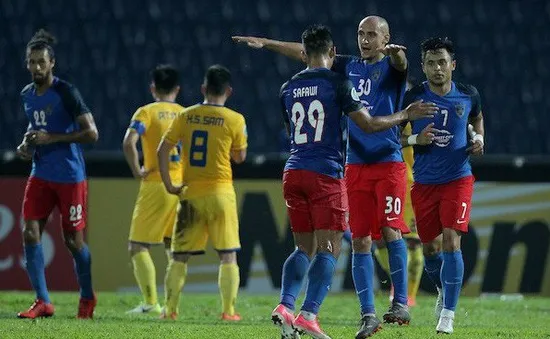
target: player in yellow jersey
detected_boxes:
[157,65,247,321]
[122,65,184,314]
[375,121,435,306]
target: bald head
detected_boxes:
[359,16,389,35]
[356,16,390,60]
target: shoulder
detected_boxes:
[52,78,78,95]
[454,82,479,97]
[223,107,245,122]
[280,80,291,95]
[335,54,361,65]
[405,84,426,98]
[20,83,34,96]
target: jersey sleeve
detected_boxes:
[470,86,482,117]
[129,107,150,135]
[163,112,185,145]
[280,82,290,124]
[337,78,364,115]
[231,114,248,151]
[59,85,91,119]
[331,55,355,75]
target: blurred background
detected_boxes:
[0,0,549,296]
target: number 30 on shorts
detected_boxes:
[384,196,402,215]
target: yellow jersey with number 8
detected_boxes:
[163,103,247,199]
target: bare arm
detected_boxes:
[26,113,99,145]
[230,149,247,164]
[122,129,148,179]
[157,139,182,195]
[378,44,408,72]
[466,112,485,155]
[400,123,436,147]
[232,36,303,61]
[349,101,437,134]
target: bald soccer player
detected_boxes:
[234,16,436,338]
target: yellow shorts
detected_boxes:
[403,180,420,240]
[172,191,240,255]
[129,181,179,244]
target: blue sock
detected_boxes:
[343,229,352,244]
[387,239,408,305]
[441,251,464,311]
[24,243,50,303]
[424,252,443,289]
[352,252,375,315]
[71,245,94,299]
[280,249,310,310]
[301,252,337,315]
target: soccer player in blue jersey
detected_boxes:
[400,37,485,334]
[15,29,99,319]
[233,16,431,337]
[271,25,437,339]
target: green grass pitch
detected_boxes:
[0,292,549,338]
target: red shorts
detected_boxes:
[22,176,88,232]
[411,176,474,243]
[283,169,348,233]
[345,162,409,240]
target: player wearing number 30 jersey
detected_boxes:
[158,65,247,321]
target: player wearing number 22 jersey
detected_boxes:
[159,65,247,321]
[17,30,98,319]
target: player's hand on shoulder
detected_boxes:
[378,44,407,56]
[16,142,33,161]
[231,36,265,49]
[466,138,484,156]
[405,100,438,121]
[417,123,436,145]
[25,130,52,145]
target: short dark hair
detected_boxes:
[421,37,455,60]
[301,24,333,57]
[27,29,56,60]
[204,65,231,96]
[151,64,179,94]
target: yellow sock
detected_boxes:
[218,263,240,316]
[164,260,187,314]
[132,251,157,305]
[374,247,391,276]
[407,246,424,299]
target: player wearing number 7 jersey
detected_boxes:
[400,37,485,334]
[271,25,437,339]
[158,65,247,321]
[15,30,98,319]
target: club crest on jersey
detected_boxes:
[372,69,381,81]
[455,103,465,117]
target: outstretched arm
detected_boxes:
[378,44,408,72]
[232,36,303,61]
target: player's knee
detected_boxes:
[381,226,402,242]
[219,251,237,264]
[22,225,40,244]
[128,242,149,256]
[316,238,342,258]
[423,241,440,257]
[352,236,372,253]
[173,253,190,263]
[296,244,316,259]
[442,229,461,252]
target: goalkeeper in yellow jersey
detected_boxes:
[157,65,247,321]
[123,65,184,314]
[375,122,435,306]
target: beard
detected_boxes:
[32,72,49,86]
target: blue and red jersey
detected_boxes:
[21,77,90,183]
[280,68,363,179]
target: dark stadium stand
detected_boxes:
[0,0,548,153]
